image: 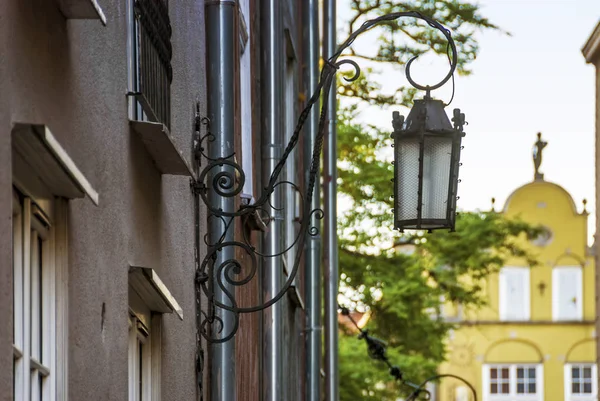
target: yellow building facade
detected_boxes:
[439,139,596,401]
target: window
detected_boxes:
[490,366,510,395]
[128,290,157,401]
[499,267,530,321]
[11,122,97,401]
[283,29,298,279]
[127,0,172,129]
[128,266,182,401]
[239,0,254,199]
[483,364,543,401]
[280,28,304,310]
[553,266,583,321]
[128,312,153,401]
[530,226,552,247]
[12,191,60,401]
[565,364,597,401]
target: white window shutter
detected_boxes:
[553,267,582,321]
[499,267,530,320]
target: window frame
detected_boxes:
[12,191,25,400]
[11,122,92,401]
[128,288,163,401]
[126,0,172,129]
[12,191,67,401]
[564,363,597,401]
[482,364,544,401]
[552,266,583,321]
[498,267,531,321]
[128,312,152,401]
[282,29,298,280]
[238,0,254,199]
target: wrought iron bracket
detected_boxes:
[193,11,460,343]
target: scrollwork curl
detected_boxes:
[309,208,324,236]
[196,159,251,218]
[335,59,361,82]
[199,308,239,344]
[198,129,237,162]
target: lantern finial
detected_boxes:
[452,109,466,132]
[392,111,404,132]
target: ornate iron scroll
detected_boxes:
[193,11,459,343]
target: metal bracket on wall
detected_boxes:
[191,10,461,344]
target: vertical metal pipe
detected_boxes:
[206,1,237,401]
[303,0,322,400]
[323,0,339,400]
[260,1,283,400]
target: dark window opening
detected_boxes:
[132,0,172,129]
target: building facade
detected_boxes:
[0,1,325,400]
[583,20,600,401]
[439,142,596,401]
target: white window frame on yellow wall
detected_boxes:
[482,364,543,401]
[499,267,531,321]
[552,266,583,321]
[564,363,597,401]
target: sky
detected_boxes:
[337,0,600,244]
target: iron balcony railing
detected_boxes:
[133,0,172,129]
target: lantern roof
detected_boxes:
[403,97,454,133]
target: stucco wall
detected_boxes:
[0,1,206,400]
[0,1,12,400]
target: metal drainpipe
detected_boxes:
[206,1,237,400]
[323,0,339,400]
[261,1,283,400]
[303,0,322,400]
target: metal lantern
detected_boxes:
[391,97,466,232]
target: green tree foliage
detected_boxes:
[338,201,541,400]
[335,2,534,400]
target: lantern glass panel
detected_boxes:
[395,137,420,221]
[422,136,453,221]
